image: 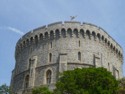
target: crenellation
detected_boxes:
[33,25,46,32]
[16,25,122,56]
[48,21,62,27]
[64,21,81,24]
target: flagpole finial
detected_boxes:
[70,16,77,21]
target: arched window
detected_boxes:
[45,32,49,39]
[61,28,66,38]
[108,41,110,46]
[80,29,84,38]
[67,28,72,37]
[110,44,113,49]
[30,37,33,44]
[46,70,52,84]
[35,35,38,46]
[118,51,120,56]
[102,35,104,41]
[49,53,52,62]
[55,29,60,38]
[105,38,107,44]
[73,29,78,38]
[113,46,115,51]
[40,33,43,40]
[86,30,90,39]
[97,33,101,41]
[25,75,29,88]
[92,31,96,40]
[50,31,54,39]
[78,52,81,61]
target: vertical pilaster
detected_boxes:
[59,53,67,73]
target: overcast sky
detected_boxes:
[0,0,125,86]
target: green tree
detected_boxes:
[118,77,125,94]
[32,86,53,94]
[54,67,118,94]
[0,84,10,94]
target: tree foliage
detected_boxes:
[0,84,10,94]
[119,77,125,88]
[118,77,125,94]
[54,67,118,94]
[32,86,53,94]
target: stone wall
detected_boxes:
[11,21,123,94]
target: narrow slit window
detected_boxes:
[46,70,52,84]
[78,52,81,61]
[25,75,29,88]
[49,53,52,62]
[108,63,110,71]
[79,40,80,47]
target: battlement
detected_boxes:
[15,21,123,59]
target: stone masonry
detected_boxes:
[10,21,123,94]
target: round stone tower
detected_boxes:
[11,21,123,94]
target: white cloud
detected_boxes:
[7,27,24,35]
[0,26,24,35]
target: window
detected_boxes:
[61,28,66,38]
[40,33,43,40]
[79,40,80,47]
[92,31,96,40]
[97,33,101,41]
[108,63,110,71]
[78,52,81,61]
[46,70,52,84]
[45,32,49,39]
[49,53,52,62]
[25,75,29,88]
[30,37,33,44]
[67,28,72,37]
[50,31,54,39]
[73,29,78,38]
[102,36,104,41]
[105,38,107,44]
[35,35,38,46]
[80,29,84,38]
[86,30,90,39]
[55,29,60,38]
